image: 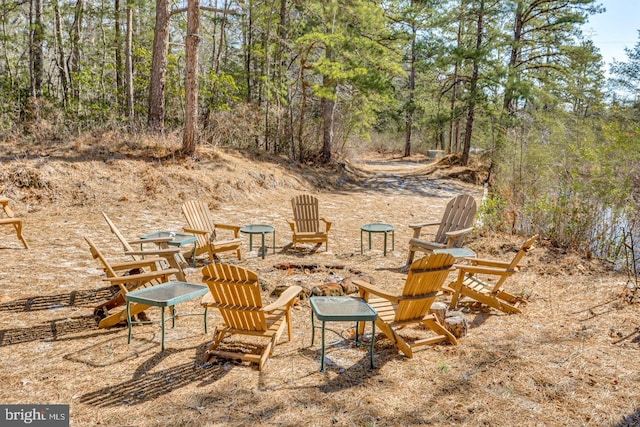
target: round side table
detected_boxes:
[361,223,394,256]
[240,224,275,259]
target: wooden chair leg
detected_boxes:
[406,247,416,265]
[14,222,29,249]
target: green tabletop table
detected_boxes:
[310,296,378,372]
[126,281,209,351]
[433,247,476,260]
[361,223,394,256]
[240,224,275,259]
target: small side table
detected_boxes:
[433,247,476,260]
[126,281,209,351]
[310,296,378,372]
[361,223,394,256]
[240,224,275,259]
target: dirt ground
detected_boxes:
[0,135,639,426]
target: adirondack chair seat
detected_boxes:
[449,235,537,314]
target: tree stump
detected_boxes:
[340,275,373,295]
[444,311,468,338]
[429,302,448,325]
[311,283,344,296]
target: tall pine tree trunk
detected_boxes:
[114,0,124,109]
[53,0,69,106]
[69,0,84,103]
[29,0,43,99]
[182,0,200,155]
[404,16,416,158]
[125,2,134,130]
[448,6,463,154]
[148,0,171,133]
[462,0,484,166]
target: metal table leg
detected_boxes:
[160,306,165,352]
[370,321,376,368]
[127,301,132,344]
[320,320,326,372]
[383,232,388,256]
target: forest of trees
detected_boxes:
[2,0,640,260]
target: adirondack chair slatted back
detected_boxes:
[202,263,267,332]
[397,253,455,321]
[182,200,216,250]
[490,234,538,292]
[433,194,477,247]
[84,237,119,279]
[102,212,135,253]
[291,195,320,233]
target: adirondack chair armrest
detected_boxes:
[408,221,440,230]
[456,264,515,277]
[470,258,512,268]
[0,218,21,224]
[352,279,401,303]
[214,223,242,237]
[319,218,332,232]
[444,227,474,239]
[127,237,173,245]
[109,259,163,271]
[287,219,296,232]
[124,248,180,258]
[183,227,209,237]
[262,285,303,312]
[408,221,440,238]
[396,292,440,301]
[444,226,474,247]
[103,268,179,284]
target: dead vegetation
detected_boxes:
[0,134,638,427]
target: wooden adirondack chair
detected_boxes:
[353,253,458,358]
[288,194,332,251]
[181,200,242,263]
[200,263,302,370]
[101,212,187,281]
[84,236,179,328]
[449,235,538,314]
[0,197,29,249]
[406,194,477,265]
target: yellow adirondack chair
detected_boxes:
[84,236,179,328]
[0,197,29,249]
[353,253,458,358]
[181,200,242,263]
[288,194,332,251]
[200,263,302,370]
[102,212,187,281]
[406,194,477,265]
[449,235,538,314]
